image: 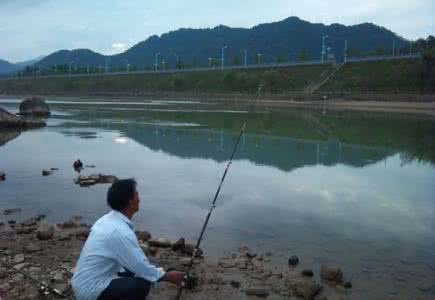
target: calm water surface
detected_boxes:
[1,98,435,299]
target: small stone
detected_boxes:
[183,243,203,257]
[57,233,72,241]
[179,257,192,266]
[51,270,64,283]
[52,283,68,294]
[148,237,172,248]
[246,251,257,259]
[75,228,90,241]
[16,226,35,234]
[3,208,21,215]
[14,263,30,270]
[301,269,314,277]
[36,223,55,240]
[287,278,322,299]
[230,280,241,288]
[23,242,41,254]
[218,259,237,268]
[288,255,299,266]
[344,281,352,289]
[13,254,25,264]
[148,247,158,255]
[35,214,46,221]
[320,265,343,283]
[61,220,79,228]
[21,217,37,227]
[172,238,185,251]
[42,169,52,176]
[244,287,270,297]
[136,230,152,242]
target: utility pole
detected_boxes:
[257,53,262,64]
[155,52,160,72]
[409,41,413,56]
[174,53,179,68]
[344,40,348,63]
[321,35,328,63]
[392,40,395,56]
[221,46,227,69]
[105,58,110,73]
[69,61,74,75]
[243,49,247,67]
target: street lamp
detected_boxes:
[256,53,262,64]
[221,46,227,69]
[242,49,247,67]
[321,35,328,63]
[69,61,74,75]
[155,52,160,72]
[105,57,110,73]
[173,53,179,68]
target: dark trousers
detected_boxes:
[97,276,151,300]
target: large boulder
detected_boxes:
[0,107,45,129]
[0,129,20,146]
[19,97,50,116]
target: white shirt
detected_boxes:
[72,210,165,300]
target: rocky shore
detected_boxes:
[0,213,353,300]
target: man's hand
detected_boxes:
[159,271,185,286]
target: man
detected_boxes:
[72,179,184,300]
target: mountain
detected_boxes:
[0,56,45,75]
[15,56,45,68]
[36,49,105,69]
[0,59,18,74]
[34,17,409,69]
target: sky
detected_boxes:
[0,0,433,63]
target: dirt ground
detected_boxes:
[0,215,352,300]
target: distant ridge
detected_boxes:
[4,16,410,72]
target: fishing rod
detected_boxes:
[175,121,247,300]
[0,259,74,299]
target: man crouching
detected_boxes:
[72,179,184,300]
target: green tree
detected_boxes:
[232,55,241,65]
[276,54,285,63]
[297,49,308,61]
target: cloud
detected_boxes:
[111,43,127,53]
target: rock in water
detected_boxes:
[288,255,300,266]
[0,171,5,181]
[0,108,45,129]
[320,265,343,283]
[3,208,21,215]
[36,223,55,240]
[19,97,50,116]
[42,169,53,176]
[301,269,314,277]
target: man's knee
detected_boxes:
[132,277,151,296]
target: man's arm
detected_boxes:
[108,231,165,282]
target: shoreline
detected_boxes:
[1,93,435,117]
[0,213,352,299]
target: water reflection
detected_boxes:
[1,99,435,299]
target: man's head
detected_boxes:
[107,179,140,217]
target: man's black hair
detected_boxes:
[107,179,137,211]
